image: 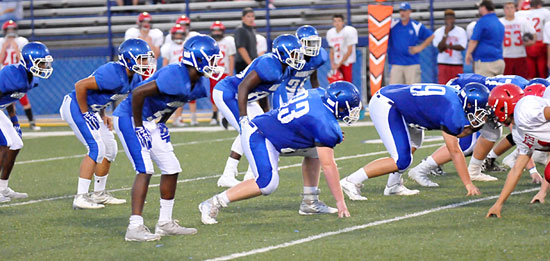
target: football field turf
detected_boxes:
[1,123,549,260]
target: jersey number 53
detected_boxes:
[277,91,309,124]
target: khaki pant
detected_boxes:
[474,59,505,77]
[389,64,421,85]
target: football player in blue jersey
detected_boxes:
[214,34,303,187]
[0,42,53,203]
[60,39,154,209]
[199,81,361,224]
[340,83,489,200]
[114,35,223,242]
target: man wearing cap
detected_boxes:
[388,2,434,85]
[465,1,505,77]
[234,7,258,73]
[124,12,163,58]
[433,9,468,84]
[500,2,536,79]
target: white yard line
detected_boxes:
[1,143,442,208]
[206,187,538,261]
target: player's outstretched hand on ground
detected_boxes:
[465,183,481,196]
[530,172,543,184]
[530,190,546,204]
[336,200,350,218]
[486,204,502,218]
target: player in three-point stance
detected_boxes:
[114,35,224,241]
[0,42,53,203]
[199,81,361,224]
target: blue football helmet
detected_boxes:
[20,42,53,79]
[527,78,550,87]
[118,38,156,77]
[272,34,305,70]
[458,82,490,128]
[323,81,362,125]
[182,34,224,80]
[296,25,321,57]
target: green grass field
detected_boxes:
[1,123,549,260]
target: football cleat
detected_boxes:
[481,158,507,172]
[125,224,161,242]
[209,118,219,125]
[199,195,225,225]
[340,178,368,201]
[298,190,337,215]
[408,163,439,187]
[30,123,41,131]
[73,194,105,209]
[221,117,229,130]
[0,187,28,199]
[90,191,126,205]
[384,179,419,196]
[155,220,197,236]
[430,166,447,176]
[0,194,11,203]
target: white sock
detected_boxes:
[386,172,402,187]
[303,186,318,194]
[93,174,108,192]
[77,178,91,195]
[425,156,438,169]
[223,157,240,176]
[347,168,368,184]
[487,150,498,159]
[129,215,144,228]
[158,199,174,223]
[470,156,483,167]
[0,179,8,190]
[218,191,230,206]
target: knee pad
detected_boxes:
[395,154,413,171]
[258,173,279,195]
[103,138,118,162]
[231,135,243,155]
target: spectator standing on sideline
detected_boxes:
[433,9,467,84]
[387,2,434,84]
[210,21,236,125]
[326,14,358,83]
[500,2,535,79]
[465,1,505,77]
[124,12,163,59]
[234,8,257,73]
[0,20,40,131]
[256,34,267,56]
[518,0,550,78]
[0,0,22,24]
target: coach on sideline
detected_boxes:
[465,0,504,77]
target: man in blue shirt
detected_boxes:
[388,2,434,85]
[199,81,362,225]
[465,0,505,77]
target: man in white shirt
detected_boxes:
[500,2,536,79]
[0,20,40,131]
[433,9,468,84]
[326,14,358,83]
[210,21,236,125]
[517,0,550,78]
[124,12,163,59]
[256,34,267,56]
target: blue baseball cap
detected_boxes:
[399,2,411,11]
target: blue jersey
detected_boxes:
[447,73,529,91]
[379,84,470,136]
[0,63,35,108]
[220,53,290,102]
[253,88,343,151]
[114,63,208,121]
[69,62,142,112]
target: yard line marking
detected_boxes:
[1,143,443,208]
[206,187,538,261]
[15,137,235,165]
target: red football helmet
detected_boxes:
[524,83,546,97]
[170,24,186,44]
[2,20,17,31]
[327,70,344,84]
[176,15,191,26]
[520,0,531,10]
[210,21,226,31]
[137,12,152,22]
[488,84,524,123]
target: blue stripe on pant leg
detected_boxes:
[117,116,147,174]
[387,106,412,171]
[0,126,7,146]
[249,132,275,190]
[69,98,100,162]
